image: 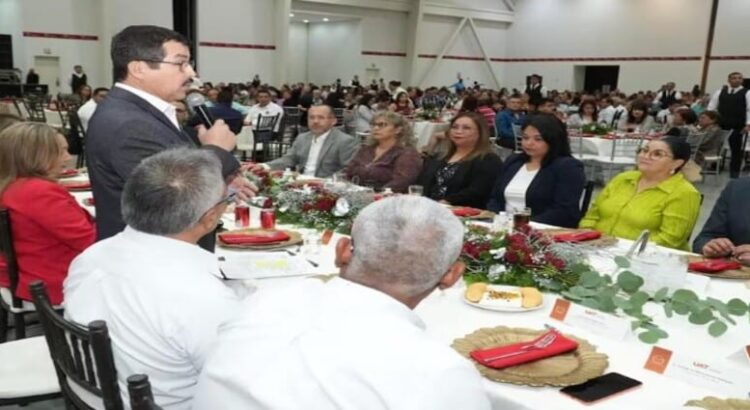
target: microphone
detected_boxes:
[186,93,214,128]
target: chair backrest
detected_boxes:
[23,97,47,123]
[0,208,23,310]
[30,281,124,410]
[579,180,595,215]
[611,137,644,160]
[11,97,28,119]
[511,124,523,153]
[685,132,706,160]
[255,113,280,133]
[333,108,345,126]
[127,375,162,410]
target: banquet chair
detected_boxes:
[0,208,37,342]
[333,108,345,129]
[0,335,61,406]
[716,130,743,174]
[685,132,707,162]
[253,113,281,161]
[511,124,523,153]
[23,97,47,123]
[282,106,300,141]
[128,374,162,410]
[579,180,595,215]
[67,110,88,168]
[30,281,125,410]
[11,97,28,119]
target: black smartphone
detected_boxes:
[560,372,642,403]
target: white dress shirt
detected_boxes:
[193,277,491,410]
[708,86,750,125]
[114,82,179,129]
[504,164,539,213]
[76,99,97,131]
[245,101,284,131]
[63,227,243,409]
[303,130,331,176]
[597,105,615,126]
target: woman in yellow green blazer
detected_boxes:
[579,136,700,250]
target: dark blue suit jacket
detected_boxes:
[487,154,585,228]
[693,177,750,253]
[86,86,239,241]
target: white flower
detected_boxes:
[488,264,507,280]
[489,248,506,260]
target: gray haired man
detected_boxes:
[194,196,491,409]
[64,148,243,409]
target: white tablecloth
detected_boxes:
[236,125,255,151]
[413,121,449,149]
[68,182,750,409]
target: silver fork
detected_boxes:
[482,332,558,362]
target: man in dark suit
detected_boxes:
[693,177,750,264]
[87,25,254,245]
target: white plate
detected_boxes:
[462,285,545,313]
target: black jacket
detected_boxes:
[487,154,585,228]
[693,177,750,253]
[417,153,502,209]
[86,86,239,242]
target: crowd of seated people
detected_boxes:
[4,27,750,408]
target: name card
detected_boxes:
[321,229,334,245]
[550,298,632,341]
[645,346,750,398]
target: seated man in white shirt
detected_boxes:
[250,104,358,177]
[76,87,108,131]
[194,196,492,410]
[64,148,244,409]
[244,87,284,132]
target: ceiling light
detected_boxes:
[323,17,329,22]
[289,13,294,17]
[303,19,309,23]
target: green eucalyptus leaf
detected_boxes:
[653,287,669,302]
[727,299,748,316]
[672,289,699,304]
[580,270,603,288]
[672,301,691,315]
[663,301,673,318]
[614,255,631,268]
[708,320,728,337]
[581,298,601,310]
[629,291,650,308]
[561,291,582,301]
[631,320,644,331]
[706,297,730,316]
[596,294,617,313]
[614,297,633,310]
[638,330,663,344]
[617,271,644,294]
[688,308,714,325]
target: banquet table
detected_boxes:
[412,120,449,149]
[66,176,750,410]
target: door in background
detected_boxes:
[584,65,619,94]
[33,55,60,97]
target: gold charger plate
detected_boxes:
[686,256,750,280]
[217,228,302,250]
[541,228,618,248]
[451,326,609,387]
[685,397,750,410]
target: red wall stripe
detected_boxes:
[710,55,750,60]
[362,51,407,57]
[199,41,275,50]
[23,31,98,41]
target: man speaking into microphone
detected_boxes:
[87,25,256,245]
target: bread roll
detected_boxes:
[520,287,543,308]
[465,282,487,303]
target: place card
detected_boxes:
[727,345,750,368]
[645,346,750,398]
[218,253,313,280]
[321,229,334,245]
[549,298,632,340]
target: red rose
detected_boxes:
[505,251,519,264]
[315,198,336,212]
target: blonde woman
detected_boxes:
[344,111,422,192]
[0,122,95,305]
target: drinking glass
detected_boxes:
[408,185,424,196]
[512,207,532,230]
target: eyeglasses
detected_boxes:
[371,121,390,128]
[637,147,673,159]
[141,59,195,72]
[450,125,476,132]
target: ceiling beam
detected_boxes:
[419,17,468,87]
[423,2,514,23]
[502,0,515,12]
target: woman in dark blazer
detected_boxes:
[487,114,585,228]
[417,112,502,208]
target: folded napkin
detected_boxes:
[453,207,482,217]
[61,181,91,191]
[470,331,579,369]
[60,168,78,176]
[553,230,602,243]
[219,231,290,245]
[688,259,742,273]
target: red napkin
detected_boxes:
[218,230,290,245]
[61,181,91,191]
[688,259,742,273]
[553,230,602,243]
[452,207,482,217]
[60,168,79,176]
[470,331,579,369]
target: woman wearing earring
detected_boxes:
[579,136,700,250]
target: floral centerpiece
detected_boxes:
[461,225,587,292]
[414,107,441,121]
[581,122,611,135]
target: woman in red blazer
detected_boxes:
[0,122,96,305]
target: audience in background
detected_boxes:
[245,87,284,133]
[693,110,725,167]
[390,91,414,116]
[70,64,87,94]
[194,196,491,410]
[708,71,750,179]
[495,95,525,149]
[580,136,700,250]
[345,111,422,193]
[77,87,109,131]
[618,100,656,132]
[418,112,502,208]
[354,94,375,135]
[665,107,698,137]
[567,99,598,128]
[0,122,95,305]
[488,115,585,227]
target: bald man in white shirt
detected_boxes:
[194,196,492,410]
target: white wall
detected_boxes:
[307,20,361,84]
[0,0,25,71]
[707,0,750,92]
[196,0,276,84]
[288,22,308,83]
